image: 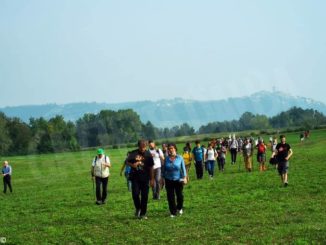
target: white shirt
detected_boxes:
[206,148,217,161]
[149,148,164,169]
[230,139,238,149]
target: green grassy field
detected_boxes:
[1,130,325,244]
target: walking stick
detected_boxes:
[92,177,96,201]
[238,153,242,172]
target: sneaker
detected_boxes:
[284,182,288,187]
[170,214,176,218]
[139,215,148,220]
[95,201,102,205]
[135,209,141,218]
[178,209,183,215]
[101,201,106,205]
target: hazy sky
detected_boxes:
[1,0,325,107]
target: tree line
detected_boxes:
[198,107,326,134]
[0,107,325,156]
[0,109,195,155]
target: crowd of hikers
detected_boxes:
[90,134,293,220]
[2,134,293,220]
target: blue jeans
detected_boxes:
[125,172,132,192]
[207,160,215,177]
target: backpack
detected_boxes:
[258,144,265,154]
[94,155,107,163]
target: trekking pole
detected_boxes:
[238,153,242,172]
[92,177,96,201]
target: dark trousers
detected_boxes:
[218,158,225,171]
[95,177,108,202]
[230,148,237,163]
[195,160,203,179]
[165,179,184,215]
[3,175,12,193]
[131,179,149,216]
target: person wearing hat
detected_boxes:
[2,161,13,194]
[91,148,111,205]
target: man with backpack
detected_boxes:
[192,140,205,179]
[148,140,164,200]
[91,148,111,205]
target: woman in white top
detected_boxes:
[205,143,218,179]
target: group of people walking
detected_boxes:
[93,140,187,219]
[2,133,292,220]
[187,135,275,178]
[91,134,293,220]
[185,134,293,187]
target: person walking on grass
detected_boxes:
[206,143,217,179]
[229,135,239,165]
[272,135,293,187]
[91,148,111,205]
[126,140,154,219]
[256,138,267,171]
[182,143,193,183]
[162,143,187,218]
[242,138,254,172]
[120,152,132,192]
[2,161,12,194]
[216,140,227,172]
[148,140,164,200]
[271,137,277,152]
[192,140,205,179]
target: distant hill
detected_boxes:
[1,91,326,129]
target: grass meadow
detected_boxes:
[1,130,325,244]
